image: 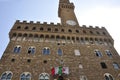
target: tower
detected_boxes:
[58,0,79,26]
[0,0,120,80]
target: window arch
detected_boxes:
[20,72,31,80]
[13,45,21,53]
[43,47,50,55]
[0,71,13,80]
[104,73,114,80]
[39,73,49,80]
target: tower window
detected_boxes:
[20,72,31,80]
[96,31,100,35]
[24,26,29,30]
[57,48,62,56]
[90,31,93,34]
[0,71,13,80]
[61,29,64,32]
[76,30,79,33]
[40,27,44,31]
[28,47,35,54]
[100,62,107,69]
[47,28,51,31]
[94,50,102,57]
[13,46,21,53]
[68,29,72,33]
[105,50,112,58]
[32,27,36,30]
[43,47,50,55]
[55,28,58,32]
[103,32,106,35]
[17,26,21,29]
[83,30,86,34]
[113,62,120,69]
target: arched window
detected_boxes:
[58,48,62,56]
[104,73,114,80]
[0,71,13,80]
[20,72,31,80]
[39,73,49,80]
[13,45,21,53]
[113,62,120,69]
[94,50,102,57]
[28,47,35,54]
[32,27,36,30]
[17,26,21,29]
[105,50,112,58]
[43,47,50,55]
[24,26,29,30]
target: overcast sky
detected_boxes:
[0,0,120,58]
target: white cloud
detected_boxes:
[78,7,120,54]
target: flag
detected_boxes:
[51,67,69,75]
[62,67,69,74]
[51,67,55,76]
[58,66,62,75]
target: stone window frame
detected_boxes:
[100,62,107,69]
[42,47,50,55]
[0,71,13,80]
[20,72,31,80]
[105,50,113,58]
[94,49,103,57]
[39,73,49,80]
[32,27,36,30]
[28,46,36,54]
[57,48,63,56]
[104,73,114,80]
[113,62,120,69]
[17,26,21,29]
[13,45,21,53]
[24,26,29,30]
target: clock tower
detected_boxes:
[58,0,79,26]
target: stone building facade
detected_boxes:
[0,0,120,80]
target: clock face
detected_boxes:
[66,20,77,26]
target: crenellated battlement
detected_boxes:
[15,20,61,26]
[16,20,105,30]
[81,25,105,30]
